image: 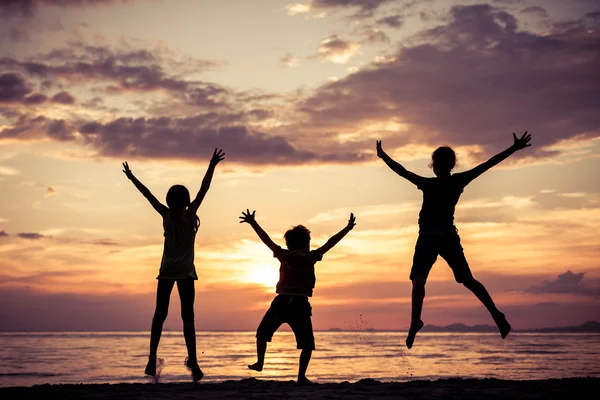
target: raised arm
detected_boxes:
[188,148,225,214]
[122,162,168,217]
[239,209,278,252]
[376,141,425,187]
[459,131,532,184]
[318,213,356,255]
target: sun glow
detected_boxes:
[244,263,279,289]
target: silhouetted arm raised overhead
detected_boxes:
[239,209,278,252]
[317,213,356,255]
[458,131,532,185]
[188,148,225,215]
[376,140,426,187]
[122,162,169,217]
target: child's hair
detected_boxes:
[429,146,457,173]
[166,184,191,210]
[284,225,311,250]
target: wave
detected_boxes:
[0,372,64,377]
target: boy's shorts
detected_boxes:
[256,294,315,350]
[410,228,473,283]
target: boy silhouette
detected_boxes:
[376,132,532,349]
[239,209,356,384]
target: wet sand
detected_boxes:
[1,377,598,399]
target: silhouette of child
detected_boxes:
[376,132,532,349]
[239,209,356,385]
[122,148,225,383]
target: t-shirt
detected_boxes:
[273,246,323,297]
[157,212,198,280]
[416,172,475,231]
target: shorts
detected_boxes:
[256,294,315,350]
[410,227,473,283]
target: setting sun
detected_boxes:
[244,263,280,289]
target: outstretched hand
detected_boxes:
[239,209,256,224]
[376,140,385,158]
[512,131,532,150]
[210,148,225,166]
[346,213,356,230]
[122,161,133,179]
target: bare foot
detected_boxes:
[185,358,204,382]
[145,358,164,384]
[406,320,424,349]
[144,358,156,377]
[248,362,263,372]
[297,376,314,386]
[495,313,511,339]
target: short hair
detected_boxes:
[430,146,457,173]
[284,225,311,250]
[166,184,191,210]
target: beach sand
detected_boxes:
[1,377,598,400]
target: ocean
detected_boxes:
[1,331,599,387]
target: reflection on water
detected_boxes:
[0,331,599,387]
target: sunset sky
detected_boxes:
[0,0,599,332]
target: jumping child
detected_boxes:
[122,148,225,382]
[239,209,356,384]
[376,132,532,349]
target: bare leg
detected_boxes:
[248,339,267,371]
[463,277,511,338]
[177,280,203,382]
[406,276,426,349]
[297,349,313,385]
[146,280,174,376]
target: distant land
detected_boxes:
[326,321,600,333]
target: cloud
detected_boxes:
[280,52,300,68]
[376,14,404,28]
[307,0,393,16]
[353,26,390,44]
[45,186,56,197]
[313,35,361,64]
[0,44,227,105]
[16,232,46,239]
[526,271,600,297]
[0,0,137,18]
[0,72,32,102]
[0,231,8,237]
[297,4,600,158]
[51,91,76,105]
[285,3,310,16]
[520,6,548,18]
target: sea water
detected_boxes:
[1,331,599,387]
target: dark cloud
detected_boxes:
[299,4,600,157]
[77,116,319,165]
[17,232,46,239]
[376,15,404,28]
[0,0,135,18]
[0,73,32,102]
[520,6,548,18]
[309,0,393,15]
[353,26,390,44]
[526,271,600,297]
[0,114,76,141]
[51,91,75,104]
[88,239,119,246]
[0,44,226,107]
[23,93,48,104]
[0,231,8,237]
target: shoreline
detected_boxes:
[2,377,599,399]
